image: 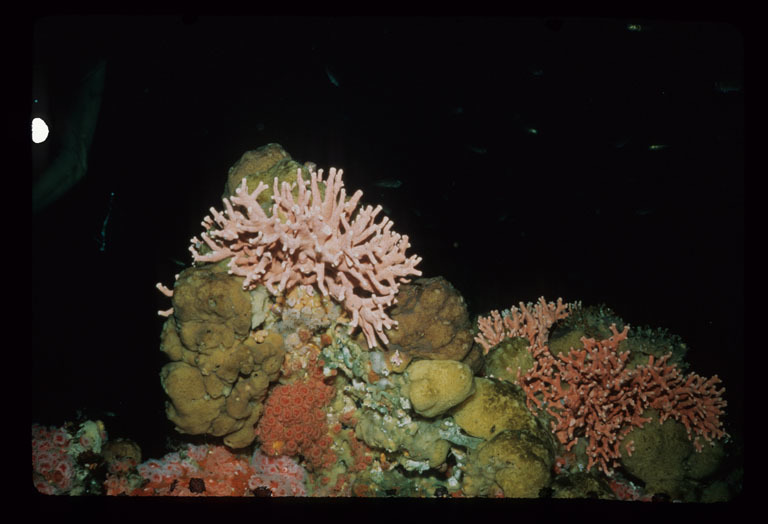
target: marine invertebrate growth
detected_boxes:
[32,420,108,495]
[128,444,256,496]
[249,450,307,496]
[519,324,728,475]
[188,167,422,348]
[158,263,286,448]
[255,367,337,470]
[475,297,573,354]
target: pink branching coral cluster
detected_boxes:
[519,324,728,476]
[633,352,729,452]
[474,297,573,354]
[187,167,422,348]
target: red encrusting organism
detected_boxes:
[256,364,337,471]
[123,445,255,496]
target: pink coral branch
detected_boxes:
[186,167,421,348]
[474,297,574,354]
[519,323,728,476]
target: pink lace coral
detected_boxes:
[189,167,422,348]
[474,297,573,354]
[519,324,728,476]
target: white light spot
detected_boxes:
[31,117,49,143]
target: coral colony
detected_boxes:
[162,166,422,349]
[34,146,733,500]
[476,303,728,477]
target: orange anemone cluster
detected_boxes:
[126,445,255,496]
[346,429,374,472]
[256,374,337,470]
